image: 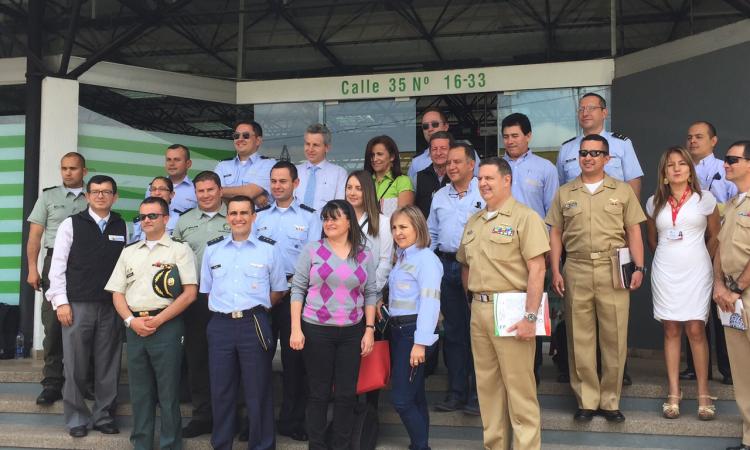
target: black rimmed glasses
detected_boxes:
[578,150,609,158]
[88,190,114,197]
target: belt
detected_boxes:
[473,293,494,303]
[215,305,268,319]
[435,250,457,262]
[566,249,617,260]
[390,314,418,326]
[132,308,164,317]
[45,247,54,256]
[286,274,294,281]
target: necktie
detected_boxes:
[98,219,107,233]
[304,166,319,206]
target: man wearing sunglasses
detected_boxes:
[214,120,276,207]
[556,93,643,198]
[45,175,127,437]
[547,134,646,424]
[106,196,198,449]
[713,140,750,450]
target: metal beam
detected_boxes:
[58,0,83,76]
[388,1,444,61]
[722,0,750,17]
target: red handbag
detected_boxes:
[356,340,391,394]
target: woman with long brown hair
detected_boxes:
[364,135,414,217]
[646,146,720,420]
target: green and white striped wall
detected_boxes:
[0,123,24,305]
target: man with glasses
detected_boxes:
[556,93,643,198]
[294,123,347,212]
[45,175,127,437]
[428,143,484,415]
[107,196,197,449]
[131,176,180,242]
[27,152,88,406]
[713,140,750,450]
[682,121,736,385]
[215,120,276,205]
[546,134,646,423]
[408,108,479,187]
[146,144,196,215]
[171,170,232,438]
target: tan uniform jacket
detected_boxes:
[719,194,750,278]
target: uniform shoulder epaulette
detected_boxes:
[177,207,194,216]
[260,155,270,159]
[125,240,141,248]
[220,156,234,161]
[42,186,58,192]
[255,204,271,213]
[299,203,315,213]
[611,132,629,141]
[259,235,276,245]
[170,237,185,244]
[561,136,576,145]
[207,235,225,246]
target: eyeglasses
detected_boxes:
[137,213,167,221]
[421,121,443,130]
[578,150,609,158]
[725,155,750,165]
[232,131,255,140]
[149,186,172,193]
[88,190,114,197]
[577,106,604,114]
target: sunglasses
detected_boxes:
[725,155,750,165]
[137,213,167,221]
[421,121,443,130]
[232,131,255,140]
[578,150,609,158]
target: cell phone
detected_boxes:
[376,305,391,334]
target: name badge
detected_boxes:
[108,235,125,242]
[666,229,683,241]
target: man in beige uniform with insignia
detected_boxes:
[457,157,549,450]
[713,140,750,450]
[106,196,197,450]
[546,134,646,423]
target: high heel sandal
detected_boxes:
[698,395,717,421]
[662,391,682,419]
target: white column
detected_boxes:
[32,77,79,353]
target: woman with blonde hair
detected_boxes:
[646,146,720,420]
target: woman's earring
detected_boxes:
[663,177,669,185]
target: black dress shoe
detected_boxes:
[723,375,734,385]
[463,399,480,416]
[238,422,249,442]
[182,419,212,438]
[69,425,88,438]
[599,409,626,423]
[278,427,308,441]
[573,408,596,422]
[726,444,750,450]
[93,422,119,434]
[679,369,697,380]
[434,395,465,412]
[622,372,632,386]
[36,388,62,406]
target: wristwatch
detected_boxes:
[523,312,537,323]
[634,266,647,274]
[729,279,744,295]
[124,315,135,328]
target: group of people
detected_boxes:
[22,92,750,450]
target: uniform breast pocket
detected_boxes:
[562,206,582,227]
[564,159,580,179]
[211,266,228,279]
[489,233,513,245]
[245,266,269,291]
[604,202,624,216]
[733,216,750,246]
[605,157,624,180]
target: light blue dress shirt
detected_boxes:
[254,198,322,275]
[143,176,197,215]
[294,159,348,212]
[503,150,559,219]
[694,153,737,203]
[213,152,277,193]
[556,130,644,184]
[388,245,443,345]
[407,147,481,187]
[199,234,287,311]
[130,210,180,243]
[427,177,485,252]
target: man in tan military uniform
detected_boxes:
[457,157,549,450]
[713,140,750,450]
[546,134,646,423]
[105,196,197,450]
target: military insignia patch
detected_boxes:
[564,200,578,209]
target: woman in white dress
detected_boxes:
[646,146,720,420]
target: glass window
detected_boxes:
[254,102,322,163]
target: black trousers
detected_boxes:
[302,320,364,450]
[271,294,307,432]
[182,293,213,421]
[684,305,731,378]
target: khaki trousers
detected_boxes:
[470,301,541,450]
[725,296,750,445]
[564,258,629,411]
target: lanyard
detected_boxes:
[667,188,691,227]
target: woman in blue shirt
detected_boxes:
[382,205,442,450]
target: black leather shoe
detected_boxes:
[238,423,249,442]
[36,388,62,406]
[182,420,212,438]
[93,422,119,434]
[723,375,734,385]
[622,372,632,386]
[573,408,596,422]
[278,427,308,441]
[599,409,626,423]
[69,425,88,438]
[726,444,750,450]
[434,395,465,412]
[679,369,697,380]
[463,399,480,416]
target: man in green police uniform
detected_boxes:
[171,170,231,437]
[26,152,88,405]
[106,196,197,450]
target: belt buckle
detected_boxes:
[590,252,601,259]
[137,311,149,317]
[477,293,492,303]
[231,311,244,319]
